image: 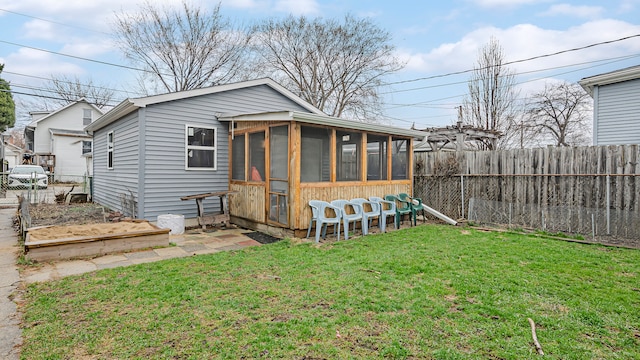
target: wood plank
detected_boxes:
[180,191,236,201]
[26,233,170,262]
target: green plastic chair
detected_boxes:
[384,194,415,228]
[398,193,425,224]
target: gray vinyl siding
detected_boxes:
[139,84,311,220]
[595,79,640,145]
[92,112,141,215]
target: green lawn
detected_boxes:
[21,225,640,359]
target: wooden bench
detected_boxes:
[180,191,236,229]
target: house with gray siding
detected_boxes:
[86,77,427,237]
[579,65,640,145]
[85,78,323,223]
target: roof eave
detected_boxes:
[85,99,138,133]
[221,111,427,140]
[579,65,640,96]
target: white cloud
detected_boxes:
[399,19,640,76]
[472,0,549,8]
[22,19,58,41]
[275,0,319,15]
[539,4,604,18]
[3,48,85,79]
[60,39,115,59]
[223,0,264,9]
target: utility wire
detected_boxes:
[0,88,119,106]
[384,33,640,86]
[0,39,150,74]
[3,71,146,97]
[382,53,638,110]
[0,8,110,35]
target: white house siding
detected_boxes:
[92,84,312,221]
[32,102,101,154]
[51,134,91,182]
[595,78,640,145]
[92,112,141,216]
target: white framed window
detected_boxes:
[83,109,92,126]
[186,125,216,170]
[107,131,114,169]
[82,140,92,155]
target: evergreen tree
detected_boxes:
[0,64,16,132]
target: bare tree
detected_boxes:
[462,37,519,150]
[252,14,404,120]
[40,75,116,109]
[525,82,592,147]
[112,1,250,94]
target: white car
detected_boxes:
[7,165,49,190]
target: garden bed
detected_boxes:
[24,220,170,262]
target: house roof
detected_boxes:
[27,98,105,128]
[85,78,326,133]
[49,128,92,138]
[219,111,427,140]
[579,65,640,96]
[2,141,22,153]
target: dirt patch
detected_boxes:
[28,222,158,241]
[28,203,113,227]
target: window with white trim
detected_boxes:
[82,140,92,155]
[83,109,92,126]
[186,125,216,170]
[107,131,114,169]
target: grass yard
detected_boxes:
[21,225,640,359]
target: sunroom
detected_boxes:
[222,111,426,238]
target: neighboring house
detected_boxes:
[24,99,104,180]
[579,65,640,145]
[86,78,425,236]
[2,141,22,170]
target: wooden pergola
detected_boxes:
[414,121,502,152]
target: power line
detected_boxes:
[382,53,638,110]
[0,39,149,74]
[0,8,110,35]
[381,53,640,96]
[9,82,125,104]
[0,88,118,106]
[384,33,640,87]
[3,70,146,97]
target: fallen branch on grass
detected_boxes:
[528,317,544,355]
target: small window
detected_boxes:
[248,131,265,182]
[107,131,114,169]
[336,130,361,181]
[83,109,92,126]
[82,140,92,155]
[391,138,409,180]
[186,125,216,170]
[231,134,245,180]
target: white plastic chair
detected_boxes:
[369,196,397,233]
[307,200,342,243]
[351,198,380,235]
[331,199,363,240]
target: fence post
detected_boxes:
[460,174,465,219]
[606,174,610,235]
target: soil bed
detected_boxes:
[27,222,158,241]
[28,203,110,227]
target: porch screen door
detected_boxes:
[268,126,289,225]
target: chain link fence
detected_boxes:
[1,171,92,205]
[415,174,640,245]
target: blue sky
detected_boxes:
[1,0,640,129]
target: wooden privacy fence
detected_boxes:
[414,145,640,242]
